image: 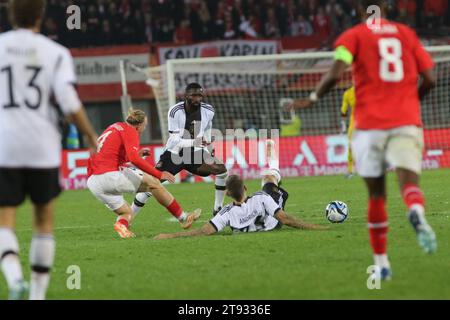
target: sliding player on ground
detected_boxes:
[154,140,327,240]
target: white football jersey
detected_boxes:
[0,29,81,168]
[210,191,282,233]
[165,101,215,154]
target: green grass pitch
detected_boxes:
[1,169,449,299]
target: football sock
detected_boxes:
[116,217,129,229]
[260,139,281,188]
[0,228,23,290]
[267,139,279,170]
[402,183,425,213]
[374,254,390,268]
[268,156,279,172]
[131,192,153,218]
[166,199,186,221]
[368,198,388,256]
[214,172,227,211]
[29,234,55,300]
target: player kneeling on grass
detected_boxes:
[87,109,201,238]
[154,141,327,240]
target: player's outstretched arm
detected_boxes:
[289,60,348,110]
[154,222,217,240]
[275,210,329,230]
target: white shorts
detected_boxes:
[351,126,424,178]
[87,167,144,211]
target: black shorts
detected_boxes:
[156,149,216,177]
[262,182,289,209]
[0,168,62,206]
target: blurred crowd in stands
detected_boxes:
[0,0,449,48]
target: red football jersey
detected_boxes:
[88,122,162,179]
[334,19,434,130]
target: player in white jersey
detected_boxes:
[154,141,327,240]
[131,83,228,218]
[0,0,97,300]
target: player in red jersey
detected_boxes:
[290,0,437,280]
[87,109,201,238]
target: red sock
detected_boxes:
[368,198,388,255]
[166,199,183,218]
[402,183,425,208]
[117,218,129,229]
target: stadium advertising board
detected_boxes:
[157,39,279,65]
[60,129,450,190]
[70,45,151,101]
[158,40,279,94]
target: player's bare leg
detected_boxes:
[0,207,28,299]
[131,181,170,218]
[196,162,228,216]
[113,203,136,239]
[363,176,391,280]
[28,201,56,300]
[396,168,437,254]
[138,174,201,229]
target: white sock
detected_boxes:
[267,139,279,170]
[268,155,279,172]
[0,228,23,289]
[214,172,228,211]
[373,254,390,268]
[30,272,50,301]
[178,212,187,222]
[261,140,281,187]
[131,192,153,218]
[410,204,425,218]
[29,234,55,300]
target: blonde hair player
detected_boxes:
[87,108,201,239]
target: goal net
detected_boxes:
[144,46,450,178]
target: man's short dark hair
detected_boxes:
[9,0,46,28]
[226,175,245,201]
[185,83,203,95]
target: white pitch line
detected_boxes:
[167,218,209,223]
[15,224,113,232]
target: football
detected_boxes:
[325,201,349,223]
